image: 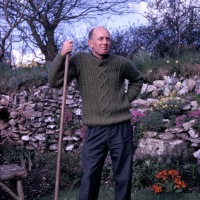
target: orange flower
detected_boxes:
[168,169,179,176]
[181,181,186,189]
[156,170,168,180]
[152,184,163,193]
[153,169,187,194]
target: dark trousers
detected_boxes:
[78,120,133,200]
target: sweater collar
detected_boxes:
[90,53,112,67]
[91,53,110,60]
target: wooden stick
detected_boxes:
[0,181,18,200]
[54,54,70,200]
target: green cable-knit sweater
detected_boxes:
[48,52,143,126]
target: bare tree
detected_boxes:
[0,0,26,62]
[144,0,200,57]
[0,0,45,64]
[13,0,139,62]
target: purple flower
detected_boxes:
[131,110,145,124]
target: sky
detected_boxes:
[12,1,148,65]
[72,1,148,37]
[108,1,148,29]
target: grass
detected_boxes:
[1,49,200,92]
[35,188,200,200]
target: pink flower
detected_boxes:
[131,110,145,124]
[196,90,200,95]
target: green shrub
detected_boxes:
[153,96,183,118]
[139,111,164,132]
[132,159,200,190]
[0,64,50,93]
[193,115,200,131]
[33,151,82,190]
[0,142,35,170]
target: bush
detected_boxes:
[19,151,83,199]
[132,159,200,190]
[139,111,164,132]
[0,63,49,93]
[0,142,35,170]
[175,110,200,130]
[153,96,183,118]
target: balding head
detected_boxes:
[88,26,110,39]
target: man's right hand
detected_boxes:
[60,40,73,56]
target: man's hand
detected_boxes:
[60,40,73,56]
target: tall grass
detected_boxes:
[131,49,200,83]
[1,50,200,92]
[0,62,50,93]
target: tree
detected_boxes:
[143,0,200,57]
[0,0,44,64]
[11,0,140,62]
[0,0,26,62]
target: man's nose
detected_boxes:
[102,38,108,44]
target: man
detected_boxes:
[49,26,143,200]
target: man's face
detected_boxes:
[88,27,111,59]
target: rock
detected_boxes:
[182,79,196,91]
[49,144,58,151]
[153,80,165,87]
[177,87,189,96]
[25,103,35,110]
[65,144,74,151]
[9,119,17,126]
[45,116,55,123]
[9,111,18,118]
[34,134,46,141]
[158,132,175,140]
[135,138,189,163]
[146,85,157,93]
[21,135,30,141]
[182,120,196,131]
[188,128,199,139]
[144,131,158,138]
[193,149,200,159]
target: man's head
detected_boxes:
[88,26,111,59]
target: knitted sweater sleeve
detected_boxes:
[122,58,144,102]
[48,53,78,88]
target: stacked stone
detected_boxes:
[1,76,200,163]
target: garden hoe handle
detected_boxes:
[54,53,70,200]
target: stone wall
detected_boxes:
[1,76,200,163]
[0,81,82,152]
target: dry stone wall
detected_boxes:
[1,76,200,163]
[0,81,82,153]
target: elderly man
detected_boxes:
[49,26,143,200]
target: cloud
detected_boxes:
[128,1,148,14]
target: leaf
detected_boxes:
[175,188,183,193]
[165,182,174,193]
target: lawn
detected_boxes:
[35,188,200,200]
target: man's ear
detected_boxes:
[88,39,93,48]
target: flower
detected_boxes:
[152,184,163,193]
[64,110,82,133]
[131,110,145,124]
[175,110,200,128]
[197,90,200,95]
[153,97,183,118]
[152,169,186,194]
